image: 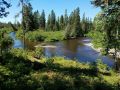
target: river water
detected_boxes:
[9,32,114,67]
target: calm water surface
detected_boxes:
[9,32,114,67]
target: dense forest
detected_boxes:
[0,0,120,90]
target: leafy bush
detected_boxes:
[1,36,13,51]
[10,48,28,60]
[45,58,54,68]
[96,59,109,74]
[34,47,44,59]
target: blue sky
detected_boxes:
[0,0,100,23]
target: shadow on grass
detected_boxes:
[45,62,98,77]
[0,54,119,90]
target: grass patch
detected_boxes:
[16,29,65,42]
[0,49,120,90]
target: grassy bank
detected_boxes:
[0,49,120,90]
[0,27,13,34]
[16,29,65,42]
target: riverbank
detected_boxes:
[10,31,115,66]
[85,41,120,59]
[84,42,101,53]
[0,48,120,90]
[16,29,65,42]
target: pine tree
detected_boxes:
[55,20,60,31]
[22,3,33,31]
[91,0,120,70]
[65,7,83,38]
[60,15,64,30]
[64,9,68,26]
[46,10,56,31]
[33,10,40,29]
[46,14,51,31]
[56,17,60,31]
[81,13,87,34]
[71,7,82,37]
[39,10,46,30]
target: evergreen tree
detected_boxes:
[55,20,60,31]
[64,23,71,39]
[50,10,56,31]
[71,7,82,37]
[88,18,93,31]
[91,0,120,70]
[22,3,33,31]
[33,10,40,29]
[46,10,56,31]
[65,7,83,38]
[39,10,46,30]
[56,17,60,31]
[46,14,51,31]
[64,9,68,26]
[81,13,87,34]
[60,15,64,30]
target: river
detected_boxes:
[9,32,114,67]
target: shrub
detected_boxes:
[1,36,13,52]
[34,47,44,59]
[45,58,54,68]
[96,59,110,74]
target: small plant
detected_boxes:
[96,59,110,74]
[34,47,44,59]
[45,58,54,68]
[1,36,13,54]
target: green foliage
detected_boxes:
[19,30,65,42]
[45,58,54,68]
[0,27,13,34]
[87,13,112,55]
[0,49,120,90]
[96,59,109,74]
[81,13,93,35]
[60,15,65,30]
[33,10,40,30]
[34,47,44,59]
[64,9,68,27]
[16,28,24,39]
[10,48,28,60]
[0,0,11,18]
[91,0,120,70]
[1,36,13,50]
[22,3,34,31]
[39,10,46,30]
[87,30,105,48]
[65,7,83,38]
[64,24,71,39]
[46,10,56,31]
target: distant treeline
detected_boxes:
[22,3,93,38]
[0,3,93,38]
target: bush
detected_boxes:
[10,48,28,60]
[1,36,13,52]
[34,47,44,59]
[45,58,54,68]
